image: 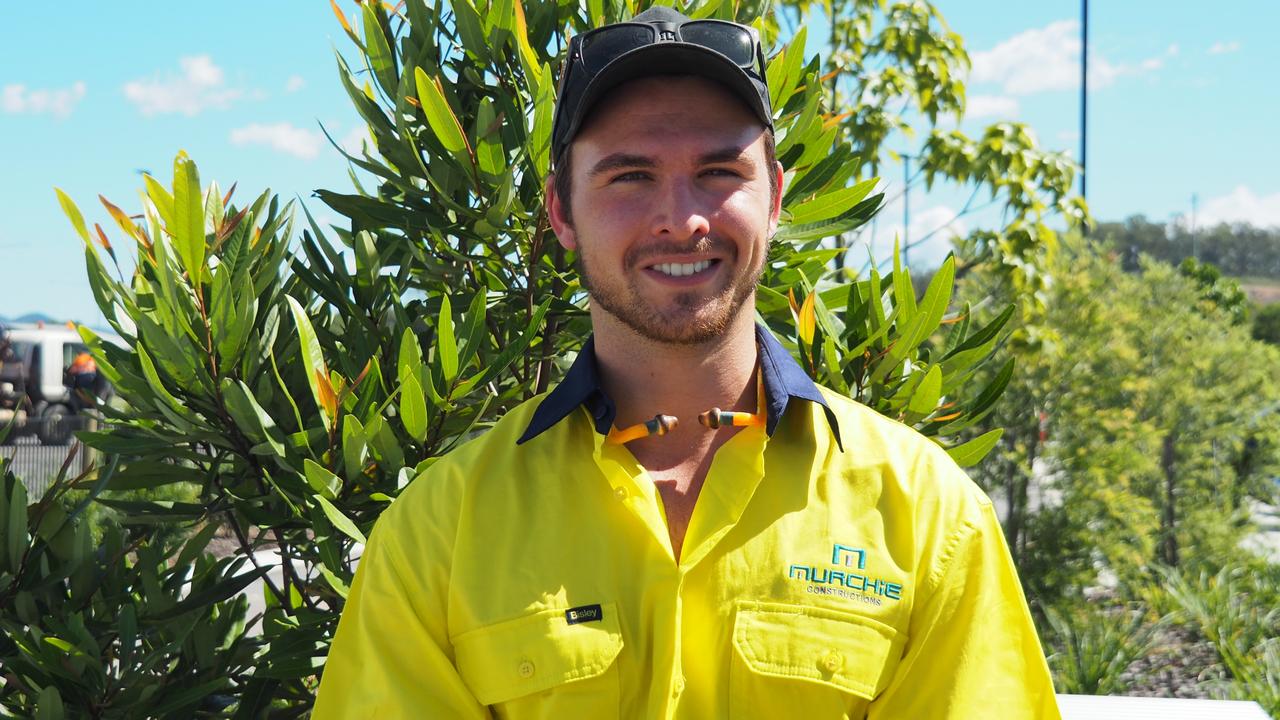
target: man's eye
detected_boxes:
[703,167,742,178]
[610,171,650,183]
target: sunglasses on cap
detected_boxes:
[572,19,766,75]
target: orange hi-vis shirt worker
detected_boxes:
[315,6,1059,718]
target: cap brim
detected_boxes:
[557,42,772,158]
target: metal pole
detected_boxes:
[1191,193,1199,260]
[903,154,910,269]
[1080,0,1088,204]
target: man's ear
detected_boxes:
[545,173,578,251]
[768,159,784,237]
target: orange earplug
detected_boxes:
[607,414,679,445]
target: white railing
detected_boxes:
[1058,693,1271,719]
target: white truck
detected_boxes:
[0,323,121,445]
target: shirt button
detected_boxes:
[672,676,686,698]
[614,486,628,501]
[517,659,536,678]
[819,651,843,675]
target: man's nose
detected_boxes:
[650,177,711,241]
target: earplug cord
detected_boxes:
[605,369,765,445]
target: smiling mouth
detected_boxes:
[648,259,719,277]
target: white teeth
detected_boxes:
[653,260,712,277]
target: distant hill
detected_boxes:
[0,312,61,325]
[1096,216,1280,280]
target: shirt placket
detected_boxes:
[590,415,769,718]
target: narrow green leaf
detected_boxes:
[474,298,552,387]
[285,295,332,431]
[400,374,429,442]
[457,291,488,374]
[314,494,367,545]
[414,67,467,157]
[774,194,882,243]
[905,255,955,348]
[221,378,287,458]
[361,2,397,94]
[35,685,64,720]
[398,328,422,388]
[946,428,1004,467]
[907,365,942,415]
[437,294,458,384]
[787,178,877,225]
[143,173,176,227]
[172,152,206,290]
[474,98,504,179]
[135,345,195,425]
[342,415,368,482]
[451,0,489,61]
[319,565,351,598]
[176,522,220,569]
[304,459,343,500]
[54,187,91,244]
[529,64,554,179]
[145,566,270,621]
[106,461,204,492]
[6,479,28,575]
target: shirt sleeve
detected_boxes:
[869,498,1061,719]
[312,501,489,719]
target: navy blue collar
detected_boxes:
[516,325,842,449]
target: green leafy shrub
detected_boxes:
[1163,563,1280,713]
[0,456,258,718]
[1041,603,1165,696]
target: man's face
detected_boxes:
[547,75,782,345]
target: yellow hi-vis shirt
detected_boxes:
[315,328,1060,719]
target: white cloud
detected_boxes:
[970,20,1170,95]
[285,75,306,93]
[1193,186,1280,229]
[229,122,323,159]
[966,94,1020,119]
[851,202,968,271]
[1,81,86,119]
[1208,40,1241,55]
[123,55,242,116]
[339,125,369,155]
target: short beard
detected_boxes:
[575,236,763,346]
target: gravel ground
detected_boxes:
[1122,623,1232,699]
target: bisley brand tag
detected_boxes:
[565,604,603,625]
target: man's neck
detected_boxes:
[591,309,759,458]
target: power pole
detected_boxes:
[903,153,911,269]
[1191,193,1199,260]
[1080,0,1089,205]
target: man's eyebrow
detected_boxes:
[588,153,656,178]
[697,146,752,165]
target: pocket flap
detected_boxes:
[453,602,623,705]
[733,602,903,700]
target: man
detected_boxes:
[315,7,1059,718]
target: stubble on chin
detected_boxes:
[575,247,762,346]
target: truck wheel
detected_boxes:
[37,403,74,445]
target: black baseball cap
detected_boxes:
[550,6,773,167]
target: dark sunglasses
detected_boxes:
[570,19,765,76]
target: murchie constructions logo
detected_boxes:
[788,544,904,605]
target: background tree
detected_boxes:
[964,240,1280,605]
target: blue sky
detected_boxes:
[1,1,1276,323]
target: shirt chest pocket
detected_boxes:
[452,603,624,719]
[730,601,905,719]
